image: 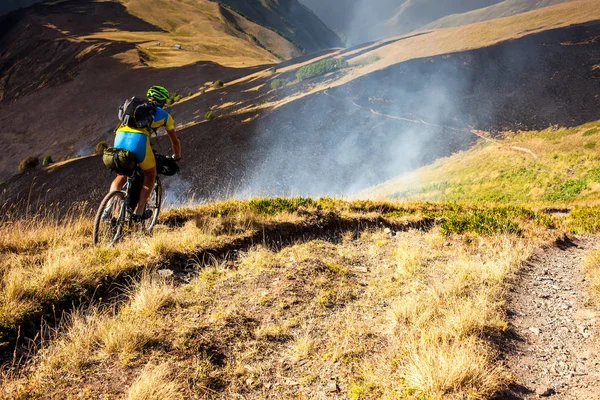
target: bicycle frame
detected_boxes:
[117,170,161,225]
[94,157,169,246]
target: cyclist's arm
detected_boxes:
[164,114,181,160]
[167,129,181,160]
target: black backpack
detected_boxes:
[118,97,156,130]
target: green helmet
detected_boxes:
[146,85,170,102]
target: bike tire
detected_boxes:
[144,178,162,233]
[93,190,127,246]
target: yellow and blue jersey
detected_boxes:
[114,107,175,171]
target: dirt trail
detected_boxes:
[502,236,600,399]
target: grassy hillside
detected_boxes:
[367,121,600,205]
[299,0,570,44]
[90,0,302,67]
[385,0,503,35]
[3,197,596,398]
[424,0,570,30]
[217,0,342,51]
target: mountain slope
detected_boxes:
[216,0,342,51]
[423,0,573,30]
[0,0,343,180]
[1,0,599,200]
[300,0,571,43]
[385,0,503,36]
[366,121,600,204]
[3,11,600,209]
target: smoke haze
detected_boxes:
[234,21,600,198]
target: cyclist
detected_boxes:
[108,85,182,220]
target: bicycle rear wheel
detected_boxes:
[143,178,162,233]
[93,190,127,246]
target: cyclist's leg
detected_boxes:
[110,175,127,192]
[136,137,156,213]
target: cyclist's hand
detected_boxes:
[171,154,182,162]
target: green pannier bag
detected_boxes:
[102,147,137,176]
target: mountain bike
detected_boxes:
[93,154,177,246]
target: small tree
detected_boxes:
[42,155,53,166]
[204,111,214,120]
[213,80,224,89]
[18,156,39,172]
[95,141,108,155]
[271,78,289,90]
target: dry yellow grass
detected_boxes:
[127,362,184,400]
[0,208,243,332]
[0,199,567,398]
[71,0,295,68]
[2,224,550,398]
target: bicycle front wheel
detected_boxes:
[143,178,162,233]
[93,190,127,246]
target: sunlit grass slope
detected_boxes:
[369,121,600,205]
[77,0,302,67]
[1,197,578,399]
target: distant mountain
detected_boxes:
[300,0,571,44]
[218,0,342,51]
[423,0,571,30]
[385,0,503,34]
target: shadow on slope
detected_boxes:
[2,21,600,211]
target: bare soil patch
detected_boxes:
[501,235,600,399]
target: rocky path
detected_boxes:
[502,236,600,399]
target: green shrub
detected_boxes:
[588,168,600,183]
[213,80,224,88]
[248,198,316,215]
[204,111,214,120]
[296,58,348,81]
[166,92,183,105]
[95,141,108,155]
[440,209,522,236]
[569,206,600,233]
[583,128,600,137]
[188,92,194,97]
[269,66,277,74]
[585,141,597,149]
[354,55,380,67]
[41,155,53,166]
[18,156,39,172]
[547,179,588,201]
[271,78,290,90]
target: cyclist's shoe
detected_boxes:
[133,210,153,221]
